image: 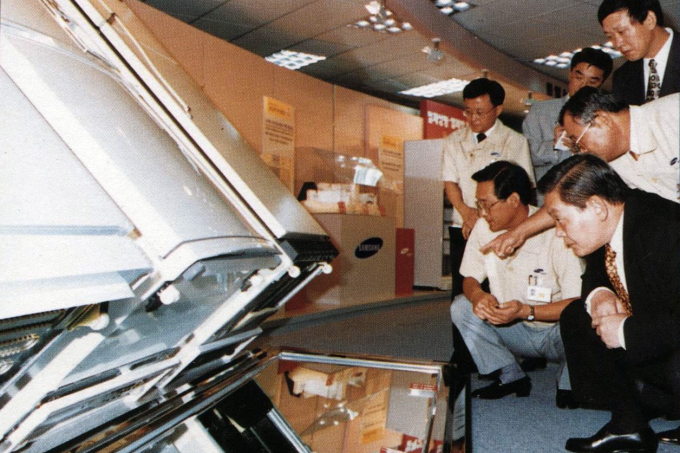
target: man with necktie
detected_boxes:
[540,154,680,452]
[598,0,680,105]
[442,78,534,297]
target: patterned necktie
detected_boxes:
[646,59,661,102]
[604,244,633,315]
[477,133,487,143]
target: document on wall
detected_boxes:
[262,96,295,192]
[378,135,404,193]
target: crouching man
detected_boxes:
[541,154,680,453]
[451,161,583,405]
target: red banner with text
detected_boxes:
[420,99,466,139]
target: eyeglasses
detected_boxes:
[463,106,496,119]
[475,199,502,213]
[569,120,593,154]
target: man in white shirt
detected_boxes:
[560,87,679,202]
[442,78,533,296]
[541,154,680,451]
[450,161,582,404]
[598,0,680,105]
[480,88,679,259]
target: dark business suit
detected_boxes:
[561,189,680,426]
[613,32,680,105]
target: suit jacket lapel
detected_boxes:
[631,60,645,105]
[661,33,680,96]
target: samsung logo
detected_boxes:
[355,237,383,259]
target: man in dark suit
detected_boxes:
[540,154,680,452]
[598,0,680,105]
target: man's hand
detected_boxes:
[590,289,620,319]
[592,314,627,348]
[461,205,479,240]
[553,124,565,146]
[472,293,500,321]
[485,300,525,325]
[479,228,525,258]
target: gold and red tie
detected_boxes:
[604,244,633,315]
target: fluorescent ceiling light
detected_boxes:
[400,78,469,98]
[432,0,475,16]
[265,50,326,70]
[533,42,622,68]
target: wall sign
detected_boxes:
[419,99,466,139]
[355,237,383,259]
[262,96,295,192]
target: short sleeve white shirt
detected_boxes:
[609,93,680,203]
[442,120,535,226]
[460,206,584,324]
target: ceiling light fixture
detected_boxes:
[348,1,413,33]
[533,41,622,69]
[431,0,475,16]
[265,50,326,70]
[400,77,469,98]
[422,38,445,63]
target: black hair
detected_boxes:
[472,161,532,205]
[558,86,628,125]
[571,47,614,82]
[538,154,629,208]
[597,0,664,27]
[463,78,506,106]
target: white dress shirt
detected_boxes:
[585,212,628,348]
[643,28,674,92]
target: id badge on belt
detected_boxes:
[527,269,551,303]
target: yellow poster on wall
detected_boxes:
[379,135,404,193]
[262,96,295,192]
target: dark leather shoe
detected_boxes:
[658,426,680,445]
[565,424,658,452]
[471,376,531,399]
[556,388,579,409]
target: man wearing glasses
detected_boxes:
[560,86,679,202]
[442,78,534,297]
[450,161,582,402]
[480,87,679,259]
[522,47,613,202]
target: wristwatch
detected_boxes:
[527,305,535,321]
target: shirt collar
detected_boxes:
[476,119,499,143]
[610,208,625,256]
[644,28,673,82]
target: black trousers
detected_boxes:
[448,226,466,299]
[561,300,680,430]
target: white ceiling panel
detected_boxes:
[196,2,285,29]
[316,26,394,47]
[300,57,366,78]
[191,17,252,41]
[142,0,680,117]
[288,38,357,58]
[144,0,225,22]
